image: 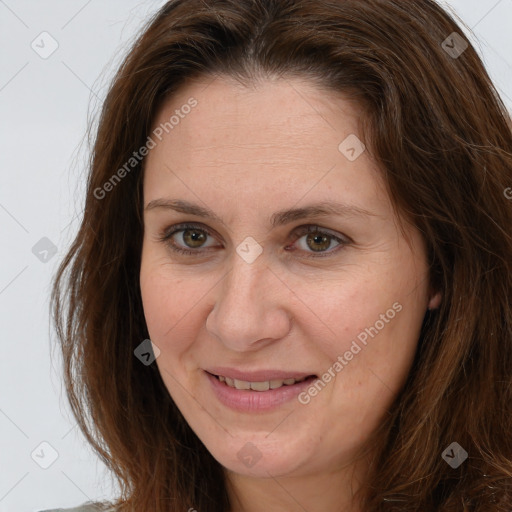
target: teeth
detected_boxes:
[217,375,308,391]
[270,379,284,389]
[250,381,269,391]
[234,379,251,390]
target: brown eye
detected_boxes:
[157,223,218,256]
[290,225,349,257]
[158,223,349,258]
[181,228,208,248]
[304,232,333,252]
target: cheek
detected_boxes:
[140,272,172,338]
[302,263,426,378]
[139,258,220,374]
[140,258,194,349]
[140,269,200,399]
[286,269,405,355]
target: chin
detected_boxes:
[204,431,316,478]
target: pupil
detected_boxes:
[308,233,330,252]
[184,229,205,247]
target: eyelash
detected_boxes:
[156,222,350,259]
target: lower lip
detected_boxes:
[205,371,317,412]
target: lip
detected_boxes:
[205,367,315,382]
[204,370,318,412]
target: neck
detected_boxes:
[225,458,368,512]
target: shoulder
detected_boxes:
[38,503,117,512]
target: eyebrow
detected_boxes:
[144,198,377,228]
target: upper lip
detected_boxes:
[205,367,316,382]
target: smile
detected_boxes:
[214,374,310,391]
[204,370,318,412]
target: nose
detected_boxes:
[205,250,292,352]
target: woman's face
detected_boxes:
[140,75,439,479]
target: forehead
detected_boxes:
[142,75,389,220]
[150,75,363,149]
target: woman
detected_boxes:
[46,0,512,510]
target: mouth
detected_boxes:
[204,369,318,411]
[207,372,317,391]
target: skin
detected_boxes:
[139,75,441,512]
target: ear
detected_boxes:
[427,290,442,310]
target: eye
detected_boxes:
[156,223,350,258]
[286,225,349,257]
[157,223,219,256]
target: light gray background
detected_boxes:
[0,1,511,511]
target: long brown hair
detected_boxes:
[51,1,512,510]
